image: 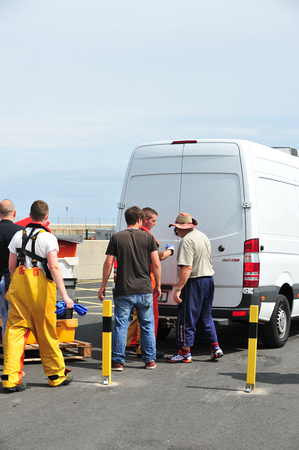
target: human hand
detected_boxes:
[165,244,175,255]
[154,285,161,299]
[173,290,182,304]
[98,286,105,301]
[64,296,74,309]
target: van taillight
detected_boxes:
[244,239,259,253]
[243,239,260,288]
[232,311,247,317]
[171,140,197,144]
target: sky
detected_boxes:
[0,0,299,221]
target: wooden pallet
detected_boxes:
[0,339,92,361]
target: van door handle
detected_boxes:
[218,245,225,252]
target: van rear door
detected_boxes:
[117,143,183,303]
[117,143,183,234]
[180,141,246,308]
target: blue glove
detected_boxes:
[73,303,88,316]
[55,301,88,316]
[55,300,66,315]
[165,244,175,255]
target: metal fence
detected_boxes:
[47,218,116,239]
[50,217,116,227]
[14,217,117,238]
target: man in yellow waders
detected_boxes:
[1,200,74,393]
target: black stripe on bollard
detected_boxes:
[103,316,112,333]
[248,322,258,339]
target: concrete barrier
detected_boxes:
[73,240,112,280]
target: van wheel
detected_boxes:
[157,319,172,340]
[259,294,291,348]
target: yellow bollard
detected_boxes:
[102,299,112,385]
[245,305,259,393]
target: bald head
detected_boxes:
[0,199,17,221]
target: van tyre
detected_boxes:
[157,319,172,340]
[259,294,291,348]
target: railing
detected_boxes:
[15,217,116,226]
[50,217,116,227]
[15,217,117,239]
[48,218,116,239]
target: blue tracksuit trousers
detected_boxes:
[176,276,218,347]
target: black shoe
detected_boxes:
[3,380,27,393]
[50,371,73,387]
[56,372,73,387]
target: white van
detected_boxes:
[116,139,299,348]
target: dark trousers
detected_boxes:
[176,276,218,348]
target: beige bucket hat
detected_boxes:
[169,212,198,229]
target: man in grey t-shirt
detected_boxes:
[98,206,161,371]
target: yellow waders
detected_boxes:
[2,266,68,388]
[126,309,141,354]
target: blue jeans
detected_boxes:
[112,293,156,365]
[0,276,9,345]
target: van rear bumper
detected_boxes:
[159,288,279,322]
[158,293,260,321]
[212,290,273,322]
[158,304,179,318]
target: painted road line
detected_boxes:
[77,300,102,305]
[76,301,114,308]
[76,298,113,302]
[77,279,102,284]
[76,288,113,293]
[76,287,101,292]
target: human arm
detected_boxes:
[159,249,173,261]
[151,250,161,298]
[98,254,115,301]
[8,252,18,275]
[47,250,74,309]
[173,265,192,304]
[159,244,175,261]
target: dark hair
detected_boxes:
[30,200,49,221]
[142,207,158,219]
[125,206,144,226]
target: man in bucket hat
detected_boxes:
[166,213,223,363]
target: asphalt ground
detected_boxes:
[1,280,299,450]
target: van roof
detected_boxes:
[134,140,298,157]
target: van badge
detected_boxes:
[222,258,240,262]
